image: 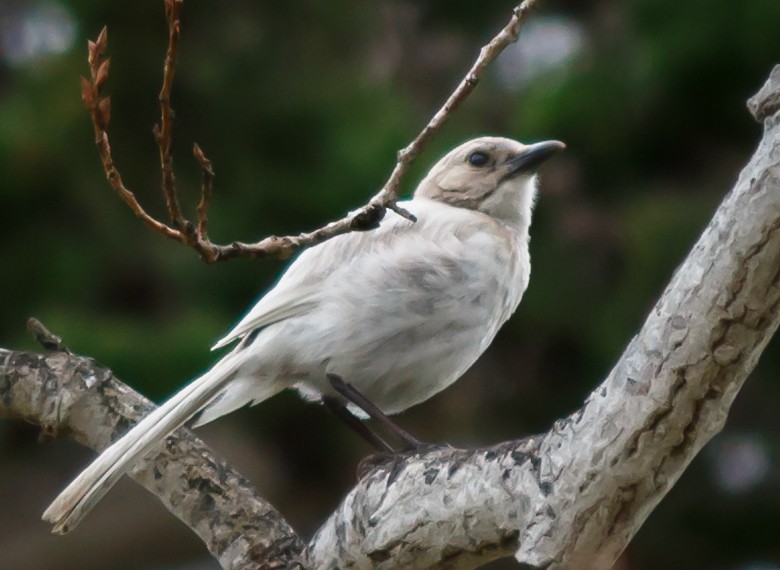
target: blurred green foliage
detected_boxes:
[1,0,778,569]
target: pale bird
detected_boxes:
[43,136,564,533]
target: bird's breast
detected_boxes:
[279,204,532,414]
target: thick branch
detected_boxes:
[307,68,780,568]
[0,348,305,570]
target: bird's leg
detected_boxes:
[322,396,395,453]
[326,373,427,451]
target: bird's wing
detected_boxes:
[210,286,319,350]
[211,203,418,350]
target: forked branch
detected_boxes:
[81,0,544,262]
[80,27,179,243]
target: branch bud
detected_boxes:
[80,77,95,109]
[94,58,111,92]
[95,26,108,56]
[96,96,111,130]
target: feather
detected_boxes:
[42,349,248,533]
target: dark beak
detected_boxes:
[506,140,566,176]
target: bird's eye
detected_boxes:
[468,151,489,167]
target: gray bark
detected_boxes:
[308,66,780,568]
[2,66,779,569]
[0,348,306,569]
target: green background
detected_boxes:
[1,0,778,568]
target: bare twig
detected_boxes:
[82,0,544,262]
[193,143,215,239]
[373,0,544,215]
[153,0,185,229]
[80,27,181,243]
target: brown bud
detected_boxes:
[96,96,111,130]
[95,26,108,55]
[164,0,174,21]
[80,76,95,108]
[193,143,215,175]
[101,131,111,155]
[94,58,110,91]
[87,40,97,67]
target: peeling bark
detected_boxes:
[2,67,779,569]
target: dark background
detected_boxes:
[1,0,778,568]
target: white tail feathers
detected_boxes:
[42,350,246,534]
[192,376,281,427]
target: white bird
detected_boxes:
[43,136,564,533]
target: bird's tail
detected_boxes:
[42,349,249,534]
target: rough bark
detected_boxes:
[308,65,780,569]
[1,67,779,569]
[0,349,305,570]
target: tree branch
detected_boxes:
[81,0,544,263]
[0,346,306,570]
[306,65,780,569]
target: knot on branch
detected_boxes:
[748,64,780,122]
[27,318,69,353]
[350,204,386,231]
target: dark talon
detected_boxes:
[326,373,428,452]
[322,396,394,453]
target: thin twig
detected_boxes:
[193,143,214,239]
[83,1,543,262]
[81,28,183,243]
[373,0,543,213]
[154,0,185,229]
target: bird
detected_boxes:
[43,135,564,533]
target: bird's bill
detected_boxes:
[506,140,566,175]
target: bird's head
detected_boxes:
[414,136,564,227]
